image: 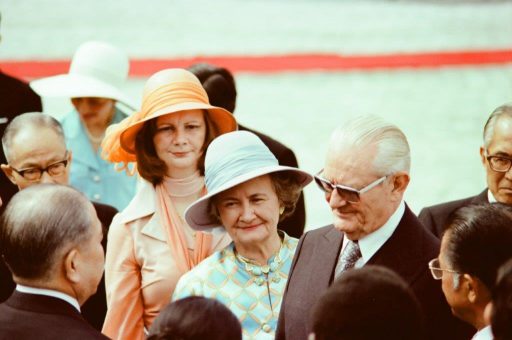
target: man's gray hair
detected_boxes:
[483,103,512,149]
[329,115,410,175]
[1,112,65,163]
[0,184,94,280]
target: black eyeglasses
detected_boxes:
[314,170,387,203]
[428,258,460,280]
[10,152,69,181]
[486,150,512,173]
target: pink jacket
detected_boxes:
[102,181,231,340]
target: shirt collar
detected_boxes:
[472,325,493,340]
[488,189,497,203]
[16,284,81,312]
[342,200,405,265]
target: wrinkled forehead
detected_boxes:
[8,127,66,164]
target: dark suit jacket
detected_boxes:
[0,291,109,339]
[0,71,42,215]
[0,201,117,331]
[276,205,473,340]
[238,124,306,238]
[418,189,488,238]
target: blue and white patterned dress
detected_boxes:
[173,233,298,339]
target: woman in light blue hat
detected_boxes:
[173,130,312,339]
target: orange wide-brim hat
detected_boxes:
[101,68,237,173]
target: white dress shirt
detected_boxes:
[339,200,406,269]
[16,284,81,312]
[488,190,497,203]
[472,325,493,340]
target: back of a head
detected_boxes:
[444,203,512,292]
[187,63,237,113]
[147,296,242,340]
[311,266,425,340]
[491,258,512,340]
[0,184,92,282]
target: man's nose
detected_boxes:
[328,189,348,208]
[39,171,56,184]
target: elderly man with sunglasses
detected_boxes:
[419,103,512,238]
[0,112,117,331]
[276,116,472,340]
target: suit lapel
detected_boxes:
[367,206,434,284]
[471,189,489,204]
[316,226,343,286]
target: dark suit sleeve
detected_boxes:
[276,231,308,340]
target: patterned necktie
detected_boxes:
[335,239,362,278]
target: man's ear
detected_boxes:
[63,248,80,284]
[464,274,490,305]
[1,164,17,185]
[480,146,486,166]
[390,172,410,200]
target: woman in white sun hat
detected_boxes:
[30,40,137,210]
[173,130,312,339]
[100,68,237,340]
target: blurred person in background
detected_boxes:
[0,112,117,330]
[147,296,242,340]
[30,40,137,211]
[100,68,237,340]
[277,115,472,340]
[174,130,312,339]
[0,12,42,214]
[420,103,512,238]
[310,266,425,340]
[188,63,306,238]
[0,184,108,339]
[432,203,512,340]
[488,258,512,340]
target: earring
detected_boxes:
[279,206,285,215]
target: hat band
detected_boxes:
[205,145,278,191]
[142,82,209,116]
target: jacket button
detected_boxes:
[262,324,271,333]
[93,194,101,200]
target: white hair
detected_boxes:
[483,103,512,149]
[328,115,410,176]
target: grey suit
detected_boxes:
[276,205,473,340]
[418,189,488,238]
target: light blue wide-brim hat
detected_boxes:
[185,131,313,231]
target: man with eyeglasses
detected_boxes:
[419,103,512,238]
[429,204,512,339]
[277,116,472,340]
[0,112,117,331]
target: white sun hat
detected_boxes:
[185,130,313,231]
[30,41,136,110]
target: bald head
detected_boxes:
[2,112,65,163]
[1,184,94,280]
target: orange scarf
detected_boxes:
[156,183,212,274]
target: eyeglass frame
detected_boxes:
[485,149,512,173]
[314,169,388,203]
[428,258,461,280]
[10,151,70,181]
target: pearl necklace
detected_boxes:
[84,127,105,145]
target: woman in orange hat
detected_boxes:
[100,68,237,340]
